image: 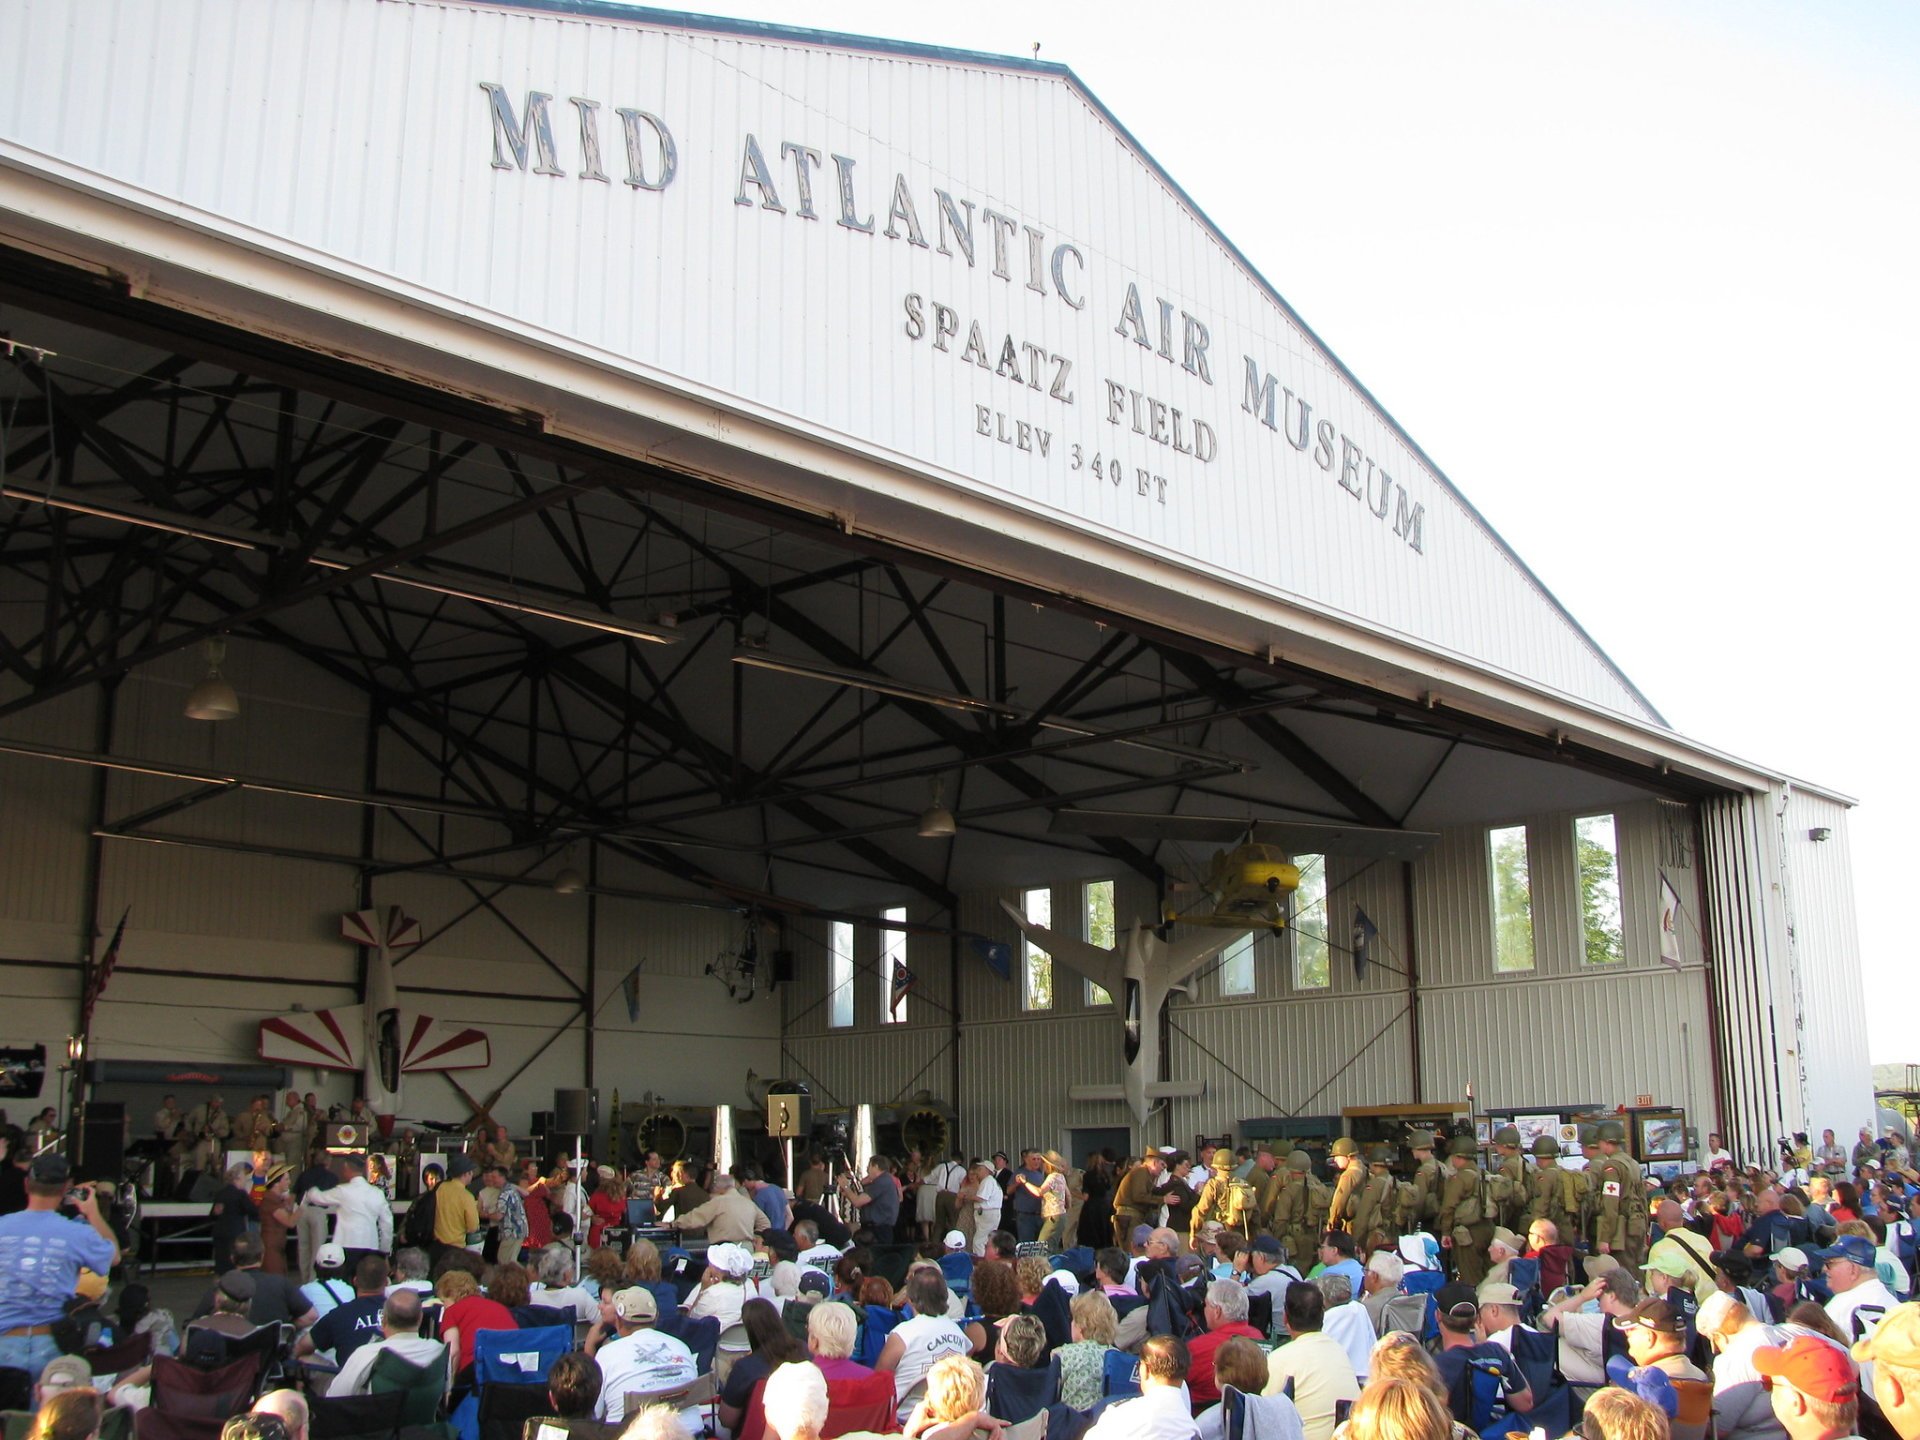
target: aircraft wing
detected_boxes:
[1156,928,1252,991]
[997,900,1125,997]
[259,1006,364,1071]
[391,1014,490,1073]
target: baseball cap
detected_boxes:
[1854,1301,1920,1369]
[315,1242,347,1270]
[1477,1282,1525,1308]
[1437,1282,1479,1318]
[1604,1357,1680,1417]
[1755,1335,1861,1403]
[1250,1235,1283,1257]
[797,1269,832,1298]
[1644,1248,1697,1279]
[612,1287,658,1322]
[1175,1253,1205,1281]
[1130,1224,1153,1246]
[1773,1247,1811,1273]
[37,1356,92,1393]
[28,1152,71,1185]
[1613,1298,1686,1335]
[1814,1236,1877,1269]
[218,1269,258,1303]
[446,1155,476,1179]
[943,1230,968,1251]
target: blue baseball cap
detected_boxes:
[1814,1236,1877,1268]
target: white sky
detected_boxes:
[696,0,1919,1058]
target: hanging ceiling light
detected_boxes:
[553,846,586,895]
[184,638,240,721]
[917,779,957,839]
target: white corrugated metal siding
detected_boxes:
[1778,790,1873,1140]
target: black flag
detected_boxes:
[1352,906,1378,978]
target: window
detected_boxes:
[879,907,908,1022]
[1083,880,1114,1005]
[1021,886,1053,1010]
[1489,825,1536,972]
[1292,854,1330,989]
[1220,932,1257,996]
[1575,814,1624,965]
[828,920,855,1028]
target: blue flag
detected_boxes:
[969,935,1012,982]
[1352,906,1378,978]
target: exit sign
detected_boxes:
[1635,1094,1654,1107]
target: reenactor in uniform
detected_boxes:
[233,1095,276,1153]
[185,1094,231,1172]
[276,1090,309,1163]
[1190,1150,1238,1248]
[1407,1131,1444,1233]
[1112,1151,1166,1245]
[1347,1145,1401,1248]
[1490,1125,1532,1231]
[394,1128,419,1199]
[1438,1134,1496,1286]
[1525,1134,1587,1243]
[1589,1120,1650,1266]
[1266,1149,1322,1269]
[153,1095,182,1145]
[1325,1137,1365,1233]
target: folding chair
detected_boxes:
[451,1328,569,1440]
[308,1391,407,1440]
[85,1333,155,1381]
[1099,1351,1140,1400]
[368,1348,451,1432]
[986,1360,1060,1425]
[823,1370,900,1437]
[136,1354,263,1440]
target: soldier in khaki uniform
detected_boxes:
[1525,1134,1587,1243]
[276,1091,309,1163]
[1190,1150,1238,1248]
[1111,1151,1166,1245]
[1325,1136,1365,1234]
[1268,1149,1320,1269]
[185,1094,231,1172]
[1407,1130,1444,1233]
[233,1095,276,1153]
[1588,1120,1649,1267]
[1438,1133,1495,1286]
[1347,1145,1401,1248]
[1489,1125,1532,1231]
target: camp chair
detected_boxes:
[1001,1412,1047,1440]
[1247,1292,1274,1338]
[1508,1327,1571,1437]
[1218,1386,1308,1440]
[85,1332,155,1380]
[823,1370,900,1437]
[368,1347,452,1431]
[308,1390,407,1440]
[1099,1351,1140,1400]
[136,1353,264,1440]
[986,1359,1060,1425]
[851,1307,902,1369]
[713,1323,752,1384]
[451,1327,570,1440]
[519,1421,623,1440]
[1380,1293,1430,1338]
[622,1372,716,1429]
[182,1322,283,1396]
[1668,1377,1714,1440]
[654,1314,719,1375]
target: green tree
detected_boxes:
[1490,828,1534,971]
[1576,817,1624,965]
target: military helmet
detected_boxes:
[1531,1135,1562,1158]
[1493,1125,1523,1148]
[1210,1150,1235,1172]
[1596,1120,1626,1144]
[1407,1130,1436,1151]
[1447,1135,1479,1159]
[1286,1150,1313,1173]
[1368,1145,1395,1167]
[1330,1137,1358,1158]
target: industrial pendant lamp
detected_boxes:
[553,845,586,895]
[917,779,956,839]
[184,638,240,721]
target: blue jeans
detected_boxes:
[1015,1212,1043,1243]
[0,1333,61,1382]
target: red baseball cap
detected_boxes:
[1754,1336,1860,1404]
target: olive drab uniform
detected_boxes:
[1347,1147,1401,1244]
[1112,1160,1163,1244]
[1489,1127,1532,1232]
[1525,1136,1588,1243]
[233,1102,276,1153]
[1407,1133,1444,1232]
[1190,1154,1239,1246]
[1325,1138,1365,1233]
[1268,1151,1321,1268]
[1589,1122,1650,1266]
[1439,1136,1496,1286]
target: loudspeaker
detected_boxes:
[771,950,794,986]
[532,1110,554,1139]
[554,1088,596,1134]
[187,1170,222,1203]
[766,1085,811,1139]
[74,1102,125,1181]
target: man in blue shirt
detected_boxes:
[0,1151,120,1380]
[741,1166,789,1232]
[1008,1150,1045,1244]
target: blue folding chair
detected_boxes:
[1100,1350,1140,1400]
[450,1325,571,1440]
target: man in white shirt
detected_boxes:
[1086,1335,1200,1440]
[1316,1275,1376,1381]
[326,1291,444,1397]
[586,1287,697,1423]
[531,1243,600,1323]
[1820,1236,1898,1388]
[875,1269,985,1421]
[304,1155,393,1271]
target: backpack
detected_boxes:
[1486,1170,1517,1220]
[403,1183,440,1249]
[1391,1180,1419,1233]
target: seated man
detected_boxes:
[1318,1275,1377,1382]
[295,1255,391,1370]
[191,1234,316,1331]
[250,1390,308,1440]
[1087,1335,1200,1440]
[1188,1280,1265,1407]
[187,1269,263,1343]
[1431,1283,1532,1430]
[584,1288,696,1424]
[1264,1282,1360,1440]
[326,1290,444,1397]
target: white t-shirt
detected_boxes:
[797,1242,844,1272]
[530,1282,598,1322]
[1086,1385,1201,1440]
[593,1329,697,1421]
[1827,1277,1898,1389]
[887,1312,973,1419]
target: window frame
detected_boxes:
[828,918,855,1028]
[1488,823,1537,973]
[1082,878,1115,1006]
[1573,812,1625,966]
[879,906,908,1022]
[1220,931,1258,996]
[1020,885,1053,1011]
[1291,853,1330,990]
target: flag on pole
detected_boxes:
[1658,876,1684,969]
[1351,906,1378,979]
[969,935,1012,982]
[623,963,643,1022]
[890,958,917,1017]
[80,906,129,1029]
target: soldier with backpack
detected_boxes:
[1489,1127,1533,1232]
[1589,1120,1651,1267]
[1526,1135,1588,1246]
[1348,1146,1402,1250]
[1409,1131,1445,1233]
[1268,1150,1322,1270]
[1326,1137,1365,1234]
[1189,1150,1238,1248]
[1440,1134,1497,1286]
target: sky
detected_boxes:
[684,0,1919,1057]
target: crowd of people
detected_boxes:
[5,1113,1920,1440]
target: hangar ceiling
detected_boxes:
[0,259,1700,919]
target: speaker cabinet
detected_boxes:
[75,1102,125,1182]
[553,1088,595,1134]
[766,1084,811,1138]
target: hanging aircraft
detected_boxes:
[1003,811,1440,1125]
[257,906,491,1113]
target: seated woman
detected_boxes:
[983,1315,1051,1423]
[1200,1336,1307,1440]
[968,1262,1020,1358]
[1050,1291,1118,1411]
[437,1269,516,1388]
[904,1354,1007,1440]
[718,1299,809,1434]
[806,1301,873,1382]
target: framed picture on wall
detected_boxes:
[1514,1114,1558,1148]
[1474,1119,1492,1146]
[1634,1109,1688,1162]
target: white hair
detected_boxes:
[1206,1279,1249,1322]
[807,1302,857,1359]
[621,1404,693,1440]
[762,1361,829,1440]
[1317,1274,1354,1307]
[1366,1252,1405,1285]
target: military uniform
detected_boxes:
[1347,1146,1400,1245]
[1267,1150,1321,1268]
[1112,1159,1163,1244]
[276,1096,310,1162]
[1407,1131,1444,1232]
[185,1098,231,1172]
[1525,1135,1588,1243]
[233,1101,277,1153]
[1489,1126,1532,1231]
[1325,1137,1365,1234]
[1190,1151,1237,1246]
[1438,1135,1495,1286]
[1588,1121,1649,1267]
